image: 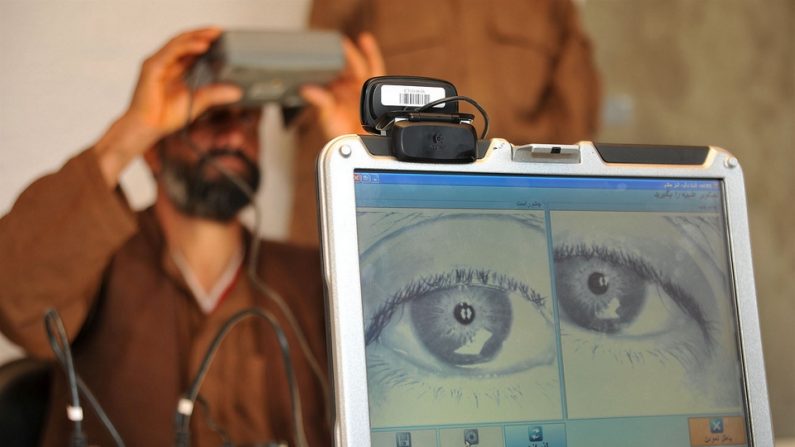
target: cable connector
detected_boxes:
[177,397,194,416]
[67,405,84,422]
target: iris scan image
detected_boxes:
[357,210,562,427]
[550,211,744,418]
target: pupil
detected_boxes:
[453,302,476,325]
[588,272,609,295]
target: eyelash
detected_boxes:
[365,268,545,345]
[553,243,716,348]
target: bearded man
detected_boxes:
[0,27,382,447]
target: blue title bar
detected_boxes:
[353,171,721,191]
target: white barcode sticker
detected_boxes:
[381,85,446,108]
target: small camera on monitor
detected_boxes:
[359,76,482,163]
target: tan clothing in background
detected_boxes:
[0,150,330,447]
[290,0,601,246]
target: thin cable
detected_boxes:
[74,376,126,447]
[180,78,331,428]
[44,309,126,447]
[414,95,490,139]
[195,395,233,447]
[44,309,85,447]
[174,308,306,447]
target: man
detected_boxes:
[0,27,378,446]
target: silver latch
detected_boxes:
[511,144,581,163]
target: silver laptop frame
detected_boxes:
[317,135,774,446]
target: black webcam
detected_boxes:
[359,76,489,163]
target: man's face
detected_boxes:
[156,106,263,222]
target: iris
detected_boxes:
[410,285,513,366]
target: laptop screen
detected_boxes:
[353,170,749,447]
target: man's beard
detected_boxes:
[159,147,261,222]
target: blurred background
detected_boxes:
[0,0,792,441]
[580,1,794,439]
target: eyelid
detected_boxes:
[553,243,716,347]
[365,268,545,345]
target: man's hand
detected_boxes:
[301,32,386,140]
[94,28,242,187]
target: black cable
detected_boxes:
[44,309,126,447]
[413,95,491,139]
[174,307,305,447]
[74,375,126,447]
[44,309,86,447]
[195,395,233,447]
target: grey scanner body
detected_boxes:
[190,30,345,107]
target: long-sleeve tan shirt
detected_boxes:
[0,149,330,446]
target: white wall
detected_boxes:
[0,0,311,363]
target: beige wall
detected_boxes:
[581,0,795,437]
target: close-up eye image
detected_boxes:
[356,210,562,428]
[550,211,745,419]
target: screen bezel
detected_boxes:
[317,136,773,447]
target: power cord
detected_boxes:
[43,309,85,447]
[173,308,305,447]
[44,308,126,447]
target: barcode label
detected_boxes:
[400,92,431,106]
[381,85,446,108]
